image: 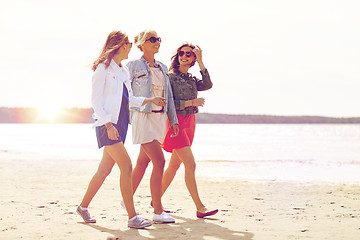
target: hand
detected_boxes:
[106,124,119,140]
[191,97,205,107]
[170,124,179,138]
[193,45,203,63]
[152,97,167,106]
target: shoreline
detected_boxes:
[1,109,360,124]
[1,149,360,184]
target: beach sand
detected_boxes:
[1,155,360,240]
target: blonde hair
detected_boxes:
[134,30,157,51]
[92,31,129,71]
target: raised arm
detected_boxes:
[193,45,213,91]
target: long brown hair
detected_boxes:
[169,43,196,74]
[92,31,129,71]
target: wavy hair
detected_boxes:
[92,31,129,71]
[169,43,196,74]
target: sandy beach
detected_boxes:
[1,154,359,240]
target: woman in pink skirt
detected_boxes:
[161,43,218,218]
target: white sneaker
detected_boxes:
[128,215,152,229]
[153,211,175,223]
[120,200,140,215]
[76,206,96,223]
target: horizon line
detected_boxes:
[0,106,359,119]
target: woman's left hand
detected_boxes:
[193,45,203,62]
[193,45,205,70]
[170,124,179,138]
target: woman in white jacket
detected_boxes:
[76,31,165,229]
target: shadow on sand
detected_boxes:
[80,214,254,240]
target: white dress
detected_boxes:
[132,67,167,144]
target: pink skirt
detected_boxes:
[162,114,196,153]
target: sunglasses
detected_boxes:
[178,50,195,58]
[146,37,161,43]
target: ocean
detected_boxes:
[1,124,359,182]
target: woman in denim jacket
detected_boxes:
[163,43,217,218]
[126,30,179,223]
[76,31,165,229]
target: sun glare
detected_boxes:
[37,105,63,122]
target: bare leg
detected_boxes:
[161,152,182,196]
[80,149,115,208]
[131,146,151,194]
[141,140,165,215]
[173,147,206,212]
[105,142,137,219]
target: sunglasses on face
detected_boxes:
[178,50,195,58]
[146,37,161,43]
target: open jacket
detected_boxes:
[127,57,178,127]
[91,59,145,127]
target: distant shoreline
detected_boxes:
[0,107,359,124]
[196,112,360,124]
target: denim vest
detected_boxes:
[127,57,178,126]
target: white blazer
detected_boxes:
[91,59,145,127]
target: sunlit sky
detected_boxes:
[1,0,359,117]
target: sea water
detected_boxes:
[0,124,359,182]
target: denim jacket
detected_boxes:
[127,57,178,126]
[168,69,213,115]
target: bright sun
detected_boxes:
[37,105,63,122]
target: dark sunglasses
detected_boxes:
[178,50,195,58]
[146,37,161,43]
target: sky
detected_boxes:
[0,0,359,117]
